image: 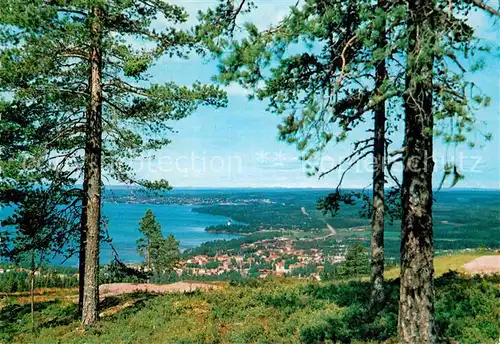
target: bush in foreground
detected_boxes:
[1,273,498,343]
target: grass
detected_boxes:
[1,251,499,344]
[384,249,499,280]
[3,273,499,344]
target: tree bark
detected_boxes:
[78,165,88,315]
[82,6,103,327]
[30,249,35,333]
[370,0,387,310]
[147,237,151,270]
[398,0,436,342]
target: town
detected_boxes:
[180,237,348,280]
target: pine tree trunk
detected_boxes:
[82,6,103,327]
[78,169,88,315]
[370,0,386,310]
[398,0,436,342]
[147,238,151,270]
[30,249,35,333]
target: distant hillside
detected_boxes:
[192,189,500,259]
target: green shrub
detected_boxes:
[435,272,500,343]
[3,272,499,343]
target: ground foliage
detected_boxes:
[1,272,498,343]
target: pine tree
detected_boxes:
[155,234,180,273]
[201,0,402,310]
[338,244,370,279]
[370,0,388,308]
[137,210,180,273]
[0,0,227,325]
[398,0,437,340]
[397,1,498,342]
[81,5,103,326]
[137,209,163,270]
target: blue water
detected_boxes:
[0,203,238,266]
[2,188,498,266]
[101,203,238,264]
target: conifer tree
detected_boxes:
[397,1,497,342]
[155,234,180,273]
[338,244,370,280]
[200,1,497,340]
[137,210,179,273]
[137,209,162,270]
[201,0,403,310]
[371,0,388,308]
[0,0,227,325]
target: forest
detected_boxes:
[193,189,500,259]
[0,0,499,343]
[204,223,260,234]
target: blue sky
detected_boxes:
[130,1,499,189]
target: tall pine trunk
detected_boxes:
[147,237,151,270]
[78,166,88,315]
[370,0,387,309]
[398,0,436,342]
[82,6,103,327]
[30,249,35,333]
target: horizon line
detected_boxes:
[103,185,500,191]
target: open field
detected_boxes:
[384,251,500,279]
[464,255,500,274]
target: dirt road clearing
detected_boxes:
[463,255,500,275]
[99,281,219,298]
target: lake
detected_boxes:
[1,188,498,265]
[101,203,239,264]
[0,203,239,266]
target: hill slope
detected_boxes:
[2,271,499,343]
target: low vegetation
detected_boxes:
[0,270,497,344]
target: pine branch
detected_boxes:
[468,0,500,16]
[319,141,373,179]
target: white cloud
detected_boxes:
[224,83,251,96]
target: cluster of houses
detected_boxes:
[0,236,352,282]
[0,267,40,275]
[182,254,246,277]
[180,237,347,279]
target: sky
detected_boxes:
[129,1,499,189]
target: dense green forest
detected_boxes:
[204,223,260,234]
[182,232,279,258]
[195,204,337,230]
